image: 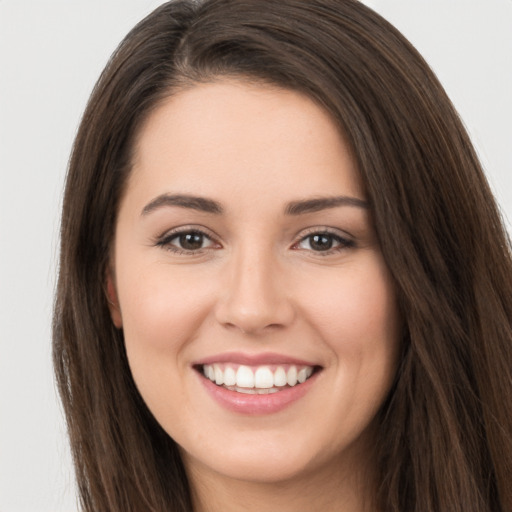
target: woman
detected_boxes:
[53,0,512,510]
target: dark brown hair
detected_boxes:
[53,1,512,510]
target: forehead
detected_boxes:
[128,80,364,206]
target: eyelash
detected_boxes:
[291,228,355,255]
[155,226,218,255]
[155,226,355,255]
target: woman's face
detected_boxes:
[109,81,400,486]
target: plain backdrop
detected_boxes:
[1,1,511,510]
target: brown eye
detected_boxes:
[158,229,216,253]
[309,234,334,251]
[296,231,354,253]
[178,232,205,251]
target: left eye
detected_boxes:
[296,233,352,252]
[163,231,215,252]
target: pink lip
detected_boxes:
[194,351,317,367]
[196,367,320,416]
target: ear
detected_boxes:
[105,267,123,329]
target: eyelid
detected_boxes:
[291,226,355,252]
[293,226,354,242]
[155,224,222,251]
[156,224,218,240]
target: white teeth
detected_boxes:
[297,368,308,384]
[254,366,274,388]
[236,386,256,394]
[225,386,282,395]
[236,365,255,388]
[287,366,298,386]
[214,364,224,385]
[223,366,236,386]
[274,366,287,387]
[201,363,316,392]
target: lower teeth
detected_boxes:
[224,385,282,394]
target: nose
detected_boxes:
[214,246,295,335]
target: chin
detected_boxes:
[179,423,357,487]
[183,445,316,485]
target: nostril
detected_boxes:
[220,319,290,336]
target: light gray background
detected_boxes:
[1,1,511,511]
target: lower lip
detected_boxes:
[198,371,320,415]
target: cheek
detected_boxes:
[304,258,399,348]
[115,263,217,410]
[299,255,400,404]
[118,264,213,350]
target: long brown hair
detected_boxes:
[53,1,512,510]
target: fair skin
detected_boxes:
[108,80,400,512]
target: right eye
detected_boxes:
[156,229,218,254]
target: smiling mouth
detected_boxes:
[197,363,320,395]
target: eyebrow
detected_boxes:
[285,196,369,215]
[141,193,369,217]
[141,194,223,216]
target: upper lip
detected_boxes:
[193,351,320,367]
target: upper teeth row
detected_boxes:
[202,364,314,389]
